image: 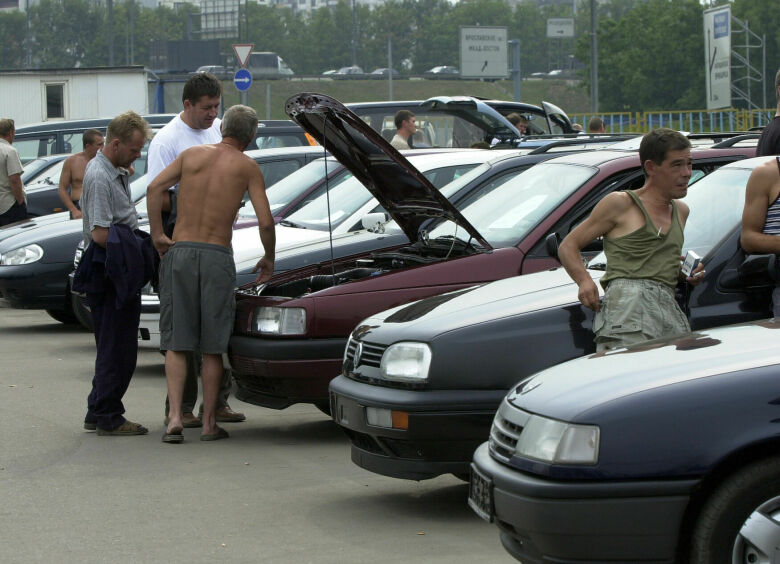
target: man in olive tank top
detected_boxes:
[558,128,705,351]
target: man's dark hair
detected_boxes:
[394,110,414,130]
[0,118,15,137]
[639,128,691,174]
[182,72,222,105]
[587,116,605,132]
[82,128,103,147]
[506,113,527,126]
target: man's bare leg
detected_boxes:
[201,353,226,437]
[165,350,188,434]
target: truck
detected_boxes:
[246,52,294,78]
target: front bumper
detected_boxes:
[329,374,504,480]
[0,262,70,309]
[228,334,347,409]
[470,443,697,563]
[138,294,160,349]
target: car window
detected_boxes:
[14,136,55,164]
[681,166,754,257]
[24,159,65,188]
[255,135,306,150]
[237,159,306,217]
[256,159,334,216]
[429,162,598,247]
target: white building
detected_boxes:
[0,67,150,127]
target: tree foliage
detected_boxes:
[1,0,778,112]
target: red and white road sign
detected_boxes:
[232,44,254,68]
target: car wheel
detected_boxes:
[71,291,94,332]
[689,456,780,563]
[45,308,77,324]
[314,402,331,416]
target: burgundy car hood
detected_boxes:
[285,93,491,249]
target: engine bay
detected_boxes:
[242,237,485,299]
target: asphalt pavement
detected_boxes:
[0,308,514,564]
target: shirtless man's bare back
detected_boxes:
[58,129,104,219]
[146,104,275,443]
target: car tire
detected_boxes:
[45,307,77,324]
[71,292,94,332]
[689,455,780,563]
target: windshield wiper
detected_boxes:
[433,234,482,251]
[588,261,606,271]
[279,219,307,229]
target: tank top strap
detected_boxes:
[625,190,654,230]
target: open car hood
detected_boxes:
[285,93,492,249]
[420,95,522,138]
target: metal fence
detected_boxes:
[571,108,775,134]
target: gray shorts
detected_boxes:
[593,278,690,352]
[159,241,236,354]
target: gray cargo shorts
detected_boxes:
[159,241,236,355]
[593,278,690,352]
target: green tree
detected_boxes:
[0,11,27,69]
[28,0,103,68]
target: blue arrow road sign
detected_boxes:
[234,68,252,92]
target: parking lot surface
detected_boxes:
[0,308,512,564]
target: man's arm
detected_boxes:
[57,158,80,216]
[91,226,109,248]
[246,166,276,283]
[9,173,23,204]
[558,193,625,311]
[147,154,184,256]
[741,163,780,254]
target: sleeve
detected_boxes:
[6,148,23,177]
[84,172,113,231]
[146,137,177,185]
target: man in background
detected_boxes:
[757,69,780,156]
[0,118,26,226]
[391,110,417,150]
[58,128,105,219]
[588,117,607,133]
[147,71,247,428]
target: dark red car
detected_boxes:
[228,94,755,413]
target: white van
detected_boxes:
[247,52,294,78]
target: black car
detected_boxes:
[470,318,780,563]
[328,154,768,481]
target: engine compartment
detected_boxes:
[245,237,484,299]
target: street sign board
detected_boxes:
[234,68,252,92]
[703,5,731,110]
[459,26,508,80]
[547,18,574,39]
[233,43,254,68]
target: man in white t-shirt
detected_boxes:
[148,72,247,428]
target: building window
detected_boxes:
[45,83,65,120]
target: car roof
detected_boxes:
[15,114,176,133]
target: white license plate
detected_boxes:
[468,465,494,522]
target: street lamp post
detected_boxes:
[508,39,521,102]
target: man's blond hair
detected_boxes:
[0,118,15,137]
[106,111,151,144]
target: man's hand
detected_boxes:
[153,234,174,257]
[252,256,274,284]
[686,261,705,286]
[71,209,83,219]
[578,278,601,311]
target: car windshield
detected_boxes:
[240,158,337,218]
[281,172,369,231]
[25,159,65,188]
[428,162,597,247]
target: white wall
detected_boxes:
[0,68,149,127]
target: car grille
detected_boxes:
[489,401,526,461]
[344,339,386,368]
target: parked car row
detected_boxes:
[321,66,458,79]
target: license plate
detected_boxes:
[468,465,494,522]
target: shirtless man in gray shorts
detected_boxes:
[146,105,275,442]
[558,128,705,351]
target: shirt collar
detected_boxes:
[0,138,10,147]
[95,150,130,178]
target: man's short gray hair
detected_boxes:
[221,105,258,147]
[0,118,15,137]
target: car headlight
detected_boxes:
[515,415,599,464]
[380,342,431,383]
[252,306,306,335]
[0,244,44,265]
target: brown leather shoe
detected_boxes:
[96,420,149,436]
[215,405,246,423]
[164,412,202,428]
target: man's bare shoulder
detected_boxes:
[751,158,780,187]
[596,190,635,214]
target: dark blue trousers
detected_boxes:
[85,280,141,431]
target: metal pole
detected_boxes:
[590,0,598,113]
[108,0,114,66]
[508,39,521,102]
[25,0,31,67]
[388,36,393,101]
[266,83,271,120]
[351,0,357,66]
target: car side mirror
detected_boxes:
[361,212,388,234]
[545,232,560,259]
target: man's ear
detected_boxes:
[643,159,658,176]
